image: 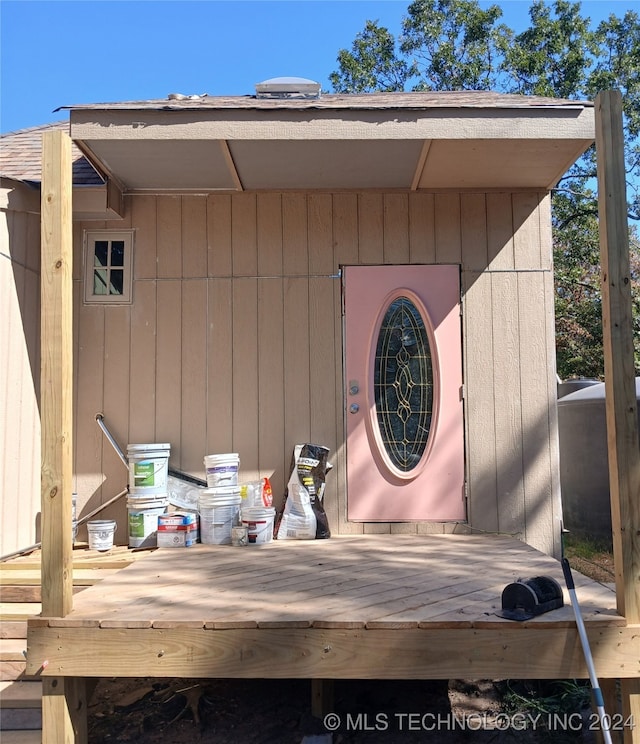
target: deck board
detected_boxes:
[25,536,638,682]
[46,535,618,629]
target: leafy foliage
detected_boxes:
[331,0,640,379]
[400,0,508,90]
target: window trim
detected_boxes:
[83,229,134,305]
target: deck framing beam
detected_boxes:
[27,625,640,680]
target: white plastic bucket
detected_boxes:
[127,497,168,548]
[241,506,276,545]
[198,485,241,545]
[127,443,170,497]
[204,453,239,487]
[87,520,116,551]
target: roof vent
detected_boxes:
[255,76,321,100]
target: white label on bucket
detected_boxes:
[242,517,274,545]
[88,522,116,551]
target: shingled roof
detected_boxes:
[0,121,104,185]
[58,89,592,113]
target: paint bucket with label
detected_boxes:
[198,485,241,545]
[203,453,240,487]
[127,443,171,497]
[127,497,168,548]
[87,520,117,552]
[157,512,199,547]
[241,506,276,545]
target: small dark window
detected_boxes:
[84,231,133,304]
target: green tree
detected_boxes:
[331,0,640,380]
[330,20,411,92]
[400,0,508,90]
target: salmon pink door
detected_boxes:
[344,265,465,521]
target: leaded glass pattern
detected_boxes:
[374,296,433,472]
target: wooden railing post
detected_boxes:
[41,128,82,742]
[595,89,640,744]
[595,89,640,623]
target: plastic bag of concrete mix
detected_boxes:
[275,443,331,540]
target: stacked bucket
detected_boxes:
[198,454,276,545]
[199,454,242,544]
[126,443,171,548]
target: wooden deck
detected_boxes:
[26,535,638,682]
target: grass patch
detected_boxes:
[498,679,592,741]
[562,533,615,583]
[563,533,612,559]
[500,679,591,717]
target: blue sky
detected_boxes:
[1,0,636,133]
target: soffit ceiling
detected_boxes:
[67,92,596,193]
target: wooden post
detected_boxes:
[41,129,81,741]
[311,679,334,719]
[595,90,640,744]
[41,128,74,616]
[595,89,640,622]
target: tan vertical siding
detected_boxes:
[491,272,527,537]
[232,194,257,277]
[513,193,544,270]
[461,194,488,271]
[463,270,498,534]
[181,280,208,474]
[101,304,131,497]
[74,301,105,536]
[435,193,462,264]
[129,281,157,441]
[1,197,41,555]
[282,194,308,276]
[383,194,409,263]
[358,194,383,264]
[331,194,359,534]
[69,190,560,554]
[283,276,311,450]
[258,277,286,506]
[156,281,182,458]
[131,196,157,279]
[333,194,358,266]
[409,193,436,263]
[518,270,556,548]
[487,193,515,270]
[207,278,234,454]
[233,278,259,477]
[182,197,207,278]
[157,196,181,279]
[207,194,232,276]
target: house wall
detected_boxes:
[0,181,41,556]
[73,191,561,555]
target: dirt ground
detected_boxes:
[87,676,603,743]
[86,547,615,744]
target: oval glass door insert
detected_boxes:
[373,296,434,472]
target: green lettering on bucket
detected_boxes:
[134,461,156,487]
[129,514,146,537]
